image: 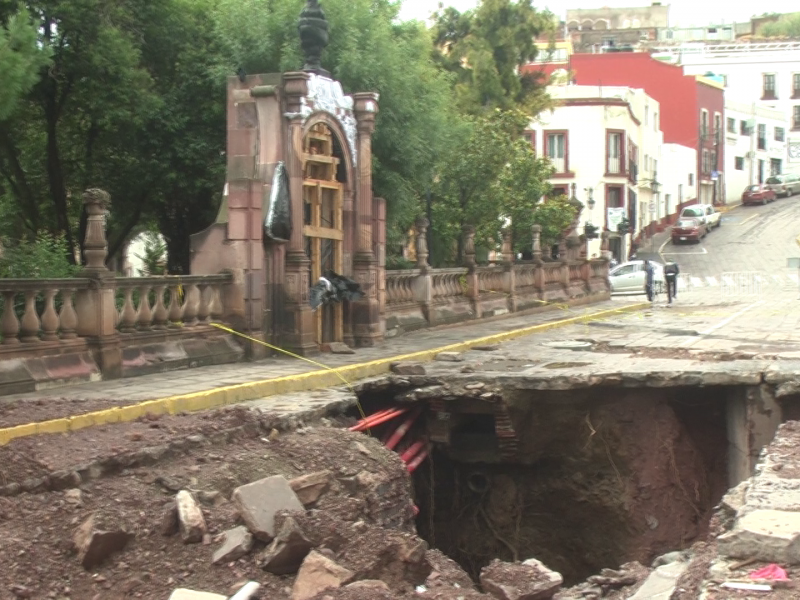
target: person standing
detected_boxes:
[644,259,655,302]
[664,261,680,305]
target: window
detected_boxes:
[689,173,694,186]
[654,111,659,131]
[606,185,624,208]
[771,158,782,176]
[678,184,683,202]
[644,154,650,173]
[794,106,800,131]
[714,113,721,139]
[727,117,736,133]
[606,130,624,174]
[757,124,767,150]
[664,193,671,214]
[701,110,709,136]
[702,149,710,174]
[545,131,567,173]
[763,73,777,99]
[740,120,750,135]
[793,73,800,99]
[645,105,649,126]
[523,130,536,153]
[735,156,745,170]
[653,159,658,178]
[549,185,568,198]
[776,127,786,142]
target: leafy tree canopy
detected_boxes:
[759,13,800,38]
[0,5,50,122]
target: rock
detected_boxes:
[390,362,426,376]
[10,585,32,598]
[232,475,305,541]
[289,471,333,507]
[354,442,371,456]
[480,558,563,600]
[473,344,500,351]
[719,481,749,516]
[718,509,800,563]
[196,490,226,507]
[160,502,179,536]
[435,352,464,362]
[465,382,486,390]
[168,590,227,600]
[629,560,688,600]
[176,490,207,544]
[64,489,83,506]
[322,342,355,354]
[212,526,254,565]
[345,580,390,591]
[261,516,313,574]
[291,550,354,600]
[73,513,134,569]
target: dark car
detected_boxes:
[671,217,706,244]
[742,184,776,206]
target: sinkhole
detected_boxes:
[355,380,783,585]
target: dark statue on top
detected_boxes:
[299,0,330,77]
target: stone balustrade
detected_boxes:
[431,268,468,303]
[385,269,420,307]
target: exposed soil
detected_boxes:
[0,396,140,428]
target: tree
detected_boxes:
[0,5,50,122]
[432,0,555,115]
[759,13,800,38]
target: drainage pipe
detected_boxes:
[406,448,429,473]
[385,408,422,450]
[399,439,427,463]
[349,407,409,432]
[467,472,490,494]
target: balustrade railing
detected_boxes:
[0,279,92,345]
[385,269,420,306]
[590,259,608,279]
[568,263,583,281]
[513,263,538,291]
[476,266,505,295]
[543,264,563,286]
[431,268,468,302]
[115,274,229,333]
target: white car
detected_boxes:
[679,204,721,230]
[609,260,665,294]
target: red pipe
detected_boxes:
[349,407,408,432]
[385,408,422,450]
[407,449,429,473]
[400,439,427,463]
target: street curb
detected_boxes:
[0,303,649,446]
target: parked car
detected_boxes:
[609,260,665,295]
[679,204,721,229]
[671,217,707,244]
[741,184,776,206]
[766,173,800,198]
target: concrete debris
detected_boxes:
[291,550,354,600]
[232,475,305,541]
[718,509,800,563]
[345,579,390,590]
[212,526,254,565]
[472,344,500,351]
[260,516,313,575]
[290,470,333,507]
[628,560,688,599]
[72,512,134,569]
[435,352,464,362]
[390,361,427,376]
[176,490,207,544]
[168,590,227,600]
[480,558,563,600]
[64,488,83,506]
[322,342,355,354]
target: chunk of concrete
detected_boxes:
[718,509,800,563]
[212,526,254,565]
[291,550,354,600]
[435,352,464,362]
[480,558,563,600]
[233,475,305,542]
[390,362,426,376]
[177,490,207,544]
[261,516,313,575]
[323,342,355,354]
[289,471,333,507]
[168,590,227,600]
[346,580,390,590]
[73,512,134,570]
[628,560,688,600]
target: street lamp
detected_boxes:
[584,187,596,210]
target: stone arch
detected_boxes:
[581,19,594,30]
[567,20,580,31]
[302,111,355,188]
[595,19,609,30]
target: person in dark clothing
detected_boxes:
[664,262,680,304]
[644,260,655,302]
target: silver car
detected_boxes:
[609,260,665,294]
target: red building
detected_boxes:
[569,52,726,206]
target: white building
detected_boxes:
[724,100,789,201]
[528,85,676,261]
[652,42,800,171]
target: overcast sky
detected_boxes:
[398,0,798,28]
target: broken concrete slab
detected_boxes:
[628,560,688,600]
[168,590,227,600]
[176,490,207,543]
[740,477,800,515]
[390,362,426,376]
[72,512,134,570]
[321,342,355,354]
[435,352,464,362]
[289,470,333,507]
[212,526,254,565]
[345,580,390,590]
[291,550,354,600]
[233,475,305,542]
[480,558,563,600]
[260,516,313,574]
[718,509,800,563]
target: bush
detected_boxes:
[0,233,80,279]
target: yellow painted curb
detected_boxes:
[0,302,648,446]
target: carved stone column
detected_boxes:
[462,225,476,267]
[282,72,317,355]
[531,224,543,263]
[76,189,122,378]
[351,91,382,347]
[415,217,430,270]
[501,228,514,265]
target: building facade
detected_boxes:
[569,52,726,206]
[566,3,669,54]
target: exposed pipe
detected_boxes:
[385,408,422,450]
[467,472,490,494]
[406,448,429,473]
[348,407,409,432]
[399,439,427,463]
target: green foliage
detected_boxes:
[531,195,577,250]
[134,232,167,276]
[432,0,554,114]
[0,233,80,278]
[759,13,800,38]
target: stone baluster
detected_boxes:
[462,225,476,267]
[501,228,514,264]
[40,289,60,341]
[209,284,223,322]
[531,224,543,262]
[1,291,19,344]
[167,283,183,327]
[152,283,169,330]
[415,217,429,270]
[600,230,610,255]
[196,283,210,325]
[136,284,153,330]
[119,287,138,333]
[59,290,78,339]
[183,284,199,327]
[20,289,40,343]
